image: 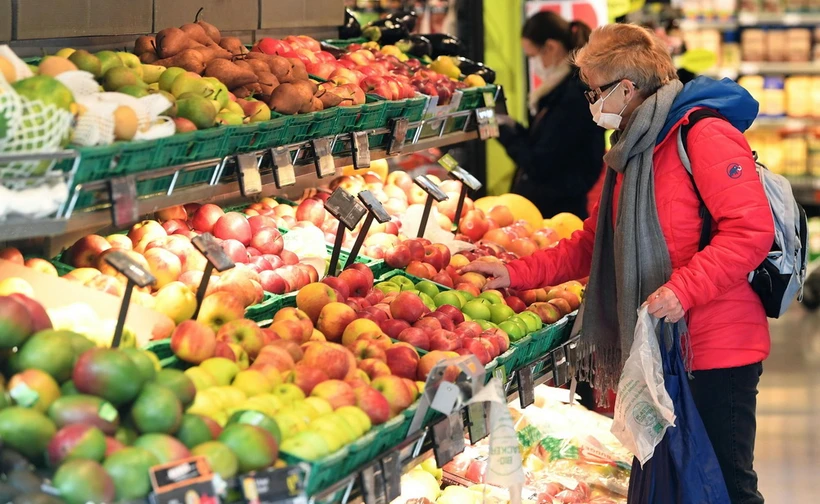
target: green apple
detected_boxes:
[335,406,372,436]
[477,320,498,331]
[280,431,331,461]
[271,383,306,404]
[415,280,439,299]
[184,367,218,391]
[199,358,240,386]
[391,276,415,291]
[374,282,400,294]
[479,291,504,305]
[273,411,308,440]
[510,316,529,336]
[489,304,515,324]
[454,290,473,303]
[462,300,491,321]
[498,320,525,341]
[117,52,143,77]
[518,311,543,333]
[418,291,436,312]
[434,291,463,309]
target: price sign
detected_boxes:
[241,465,307,504]
[413,175,448,202]
[449,166,482,192]
[108,176,139,228]
[192,233,236,273]
[466,402,489,444]
[358,190,391,223]
[432,412,465,467]
[104,250,155,288]
[475,107,500,140]
[360,465,383,504]
[483,91,496,108]
[324,187,367,230]
[430,381,460,415]
[517,365,535,409]
[381,452,401,502]
[271,147,296,188]
[351,131,371,169]
[149,456,218,504]
[311,137,336,178]
[237,153,262,196]
[387,117,409,155]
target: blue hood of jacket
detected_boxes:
[657,76,759,143]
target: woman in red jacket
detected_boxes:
[464,24,773,503]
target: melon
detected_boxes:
[495,194,543,228]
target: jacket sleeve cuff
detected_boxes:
[665,281,692,313]
[506,261,528,290]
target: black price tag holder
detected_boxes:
[191,233,236,319]
[466,401,489,444]
[324,188,367,276]
[386,117,409,156]
[149,456,219,504]
[240,464,308,504]
[359,450,402,504]
[108,176,139,228]
[271,147,296,189]
[474,107,500,140]
[517,364,535,409]
[438,154,482,227]
[552,346,569,387]
[432,412,466,467]
[413,175,448,238]
[104,250,156,348]
[344,190,391,270]
[311,137,336,178]
[237,153,262,196]
[350,131,371,170]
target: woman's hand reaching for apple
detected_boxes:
[460,261,511,290]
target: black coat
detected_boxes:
[498,71,604,220]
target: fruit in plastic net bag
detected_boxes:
[13,75,74,112]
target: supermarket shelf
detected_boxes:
[702,62,820,79]
[680,18,739,30]
[0,127,480,243]
[751,116,820,129]
[680,12,820,30]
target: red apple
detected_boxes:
[221,239,249,264]
[379,318,411,339]
[191,204,225,233]
[396,327,430,351]
[338,268,370,298]
[213,212,252,246]
[429,329,462,351]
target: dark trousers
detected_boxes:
[688,363,764,504]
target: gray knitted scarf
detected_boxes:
[579,80,684,395]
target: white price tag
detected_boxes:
[430,382,460,415]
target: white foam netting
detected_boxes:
[71,92,173,147]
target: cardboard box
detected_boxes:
[260,0,344,29]
[154,0,258,33]
[15,0,152,39]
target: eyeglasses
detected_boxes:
[583,78,638,105]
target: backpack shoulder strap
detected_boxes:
[676,108,726,251]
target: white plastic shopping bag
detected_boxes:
[611,307,676,466]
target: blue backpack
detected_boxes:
[677,108,809,318]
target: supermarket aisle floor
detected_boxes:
[755,305,820,503]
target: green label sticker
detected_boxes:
[483,91,496,107]
[437,154,459,172]
[10,382,39,408]
[679,49,718,73]
[98,401,118,422]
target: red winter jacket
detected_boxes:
[506,109,775,371]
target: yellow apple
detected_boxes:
[152,281,196,324]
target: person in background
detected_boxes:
[497,12,604,220]
[465,23,773,503]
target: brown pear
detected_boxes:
[196,18,221,44]
[219,37,247,56]
[180,23,213,46]
[134,35,156,56]
[204,59,257,89]
[268,83,303,115]
[287,58,309,80]
[139,52,158,64]
[310,96,324,112]
[291,79,318,98]
[267,56,294,83]
[318,89,344,108]
[232,86,253,99]
[194,45,232,63]
[256,71,280,96]
[244,59,270,76]
[156,27,192,58]
[155,49,206,73]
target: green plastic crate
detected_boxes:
[369,99,409,149]
[223,123,261,155]
[336,104,364,134]
[404,95,427,122]
[68,144,122,185]
[154,132,199,167]
[244,291,297,325]
[359,99,388,130]
[118,139,162,174]
[254,116,290,149]
[190,128,230,160]
[308,108,340,139]
[452,85,498,131]
[282,114,314,144]
[135,161,221,198]
[281,447,351,496]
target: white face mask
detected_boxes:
[530,55,552,80]
[589,82,628,130]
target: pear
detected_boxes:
[216,111,244,126]
[119,85,149,98]
[103,66,144,92]
[202,77,230,109]
[152,90,177,116]
[430,56,460,79]
[141,64,166,85]
[242,101,271,123]
[68,50,102,78]
[117,52,144,79]
[158,67,186,93]
[222,101,244,117]
[134,35,156,56]
[267,83,303,115]
[177,95,217,129]
[170,72,213,99]
[55,48,76,59]
[96,50,124,76]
